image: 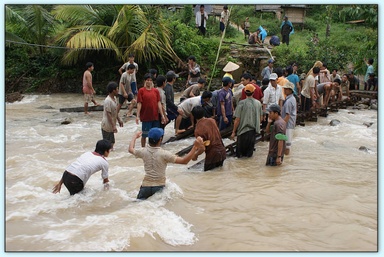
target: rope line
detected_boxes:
[5,40,129,50]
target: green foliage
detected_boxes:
[5,4,378,94]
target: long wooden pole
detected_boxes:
[207,6,232,91]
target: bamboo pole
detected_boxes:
[207,6,232,91]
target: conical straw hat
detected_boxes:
[223,61,240,72]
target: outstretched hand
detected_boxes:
[52,180,62,194]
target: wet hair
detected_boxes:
[128,53,135,58]
[144,73,152,81]
[223,5,228,9]
[200,5,204,8]
[368,58,374,65]
[149,137,161,146]
[262,78,270,86]
[191,105,205,120]
[275,67,284,77]
[107,81,118,93]
[202,90,212,99]
[86,62,93,69]
[313,67,320,74]
[286,66,293,75]
[241,73,252,81]
[95,139,112,155]
[149,69,158,76]
[188,55,196,62]
[333,78,341,85]
[127,64,135,70]
[156,75,166,87]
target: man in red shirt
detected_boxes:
[240,73,263,101]
[136,73,166,147]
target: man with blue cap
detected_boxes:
[128,128,203,200]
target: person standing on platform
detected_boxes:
[83,62,100,114]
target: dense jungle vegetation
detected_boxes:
[5,4,378,95]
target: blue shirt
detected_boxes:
[286,74,300,96]
[217,88,233,116]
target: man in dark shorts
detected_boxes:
[129,128,202,199]
[52,140,112,195]
[117,64,137,116]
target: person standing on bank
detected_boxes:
[281,82,297,155]
[52,139,112,195]
[265,104,286,166]
[128,128,202,200]
[280,16,294,45]
[230,84,263,158]
[364,58,374,90]
[195,5,208,36]
[220,5,230,35]
[101,82,123,150]
[192,106,227,171]
[83,62,100,114]
[243,17,251,40]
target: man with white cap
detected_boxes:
[129,127,202,200]
[281,81,297,155]
[230,84,263,158]
[262,73,284,128]
[265,104,286,166]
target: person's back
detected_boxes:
[269,35,280,46]
[237,97,262,133]
[192,106,226,171]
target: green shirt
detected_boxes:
[234,97,263,136]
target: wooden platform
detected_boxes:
[59,104,129,112]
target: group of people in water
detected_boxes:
[53,52,375,200]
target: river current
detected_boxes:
[5,93,377,252]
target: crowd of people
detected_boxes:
[67,39,376,200]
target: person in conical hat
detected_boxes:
[223,61,240,73]
[222,61,240,89]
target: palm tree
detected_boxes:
[53,4,183,66]
[6,5,57,54]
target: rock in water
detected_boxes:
[363,122,374,128]
[37,105,54,109]
[61,117,73,125]
[329,119,341,126]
